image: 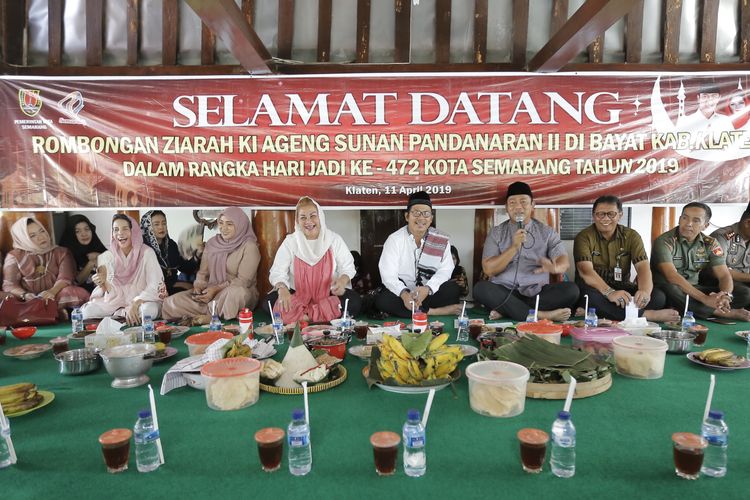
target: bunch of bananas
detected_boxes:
[376,333,463,385]
[0,382,43,414]
[695,348,746,367]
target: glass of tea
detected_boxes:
[354,321,369,340]
[370,431,400,476]
[469,323,483,340]
[157,327,172,345]
[50,336,69,355]
[254,427,285,472]
[517,428,549,473]
[98,429,132,473]
[672,432,707,480]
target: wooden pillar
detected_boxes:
[253,210,295,297]
[473,209,495,286]
[651,207,677,243]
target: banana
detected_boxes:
[384,335,412,360]
[406,359,423,382]
[423,357,436,378]
[434,362,456,378]
[395,359,413,383]
[0,382,35,399]
[2,393,43,414]
[428,333,449,351]
[377,358,396,379]
[0,383,37,406]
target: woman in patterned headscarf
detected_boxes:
[140,210,201,295]
[161,207,260,323]
[80,214,164,325]
[3,216,89,320]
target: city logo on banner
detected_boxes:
[19,89,42,117]
[58,91,87,125]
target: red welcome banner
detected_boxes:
[1,73,749,209]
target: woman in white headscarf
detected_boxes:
[3,216,89,320]
[265,197,360,323]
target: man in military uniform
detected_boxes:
[574,195,679,322]
[652,202,750,320]
[708,207,750,299]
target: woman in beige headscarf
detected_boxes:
[161,207,260,323]
[3,216,89,320]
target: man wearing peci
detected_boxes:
[651,202,750,320]
[473,182,579,321]
[574,195,679,322]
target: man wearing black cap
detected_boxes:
[375,191,462,318]
[676,82,733,135]
[707,204,750,303]
[473,182,579,321]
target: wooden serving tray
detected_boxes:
[526,372,612,400]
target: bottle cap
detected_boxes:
[292,408,305,420]
[587,308,596,314]
[407,408,420,421]
[557,410,571,420]
[138,409,152,419]
[708,410,724,420]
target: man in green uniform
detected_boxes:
[574,195,679,322]
[709,207,750,300]
[652,202,750,320]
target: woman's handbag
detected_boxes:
[0,296,59,326]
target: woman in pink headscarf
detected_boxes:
[162,207,260,323]
[81,214,164,325]
[3,216,89,320]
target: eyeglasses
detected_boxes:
[594,211,620,220]
[409,210,433,218]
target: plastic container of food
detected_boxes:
[612,335,668,379]
[570,327,629,360]
[617,320,661,336]
[184,331,234,356]
[516,321,562,344]
[200,357,261,411]
[466,360,529,418]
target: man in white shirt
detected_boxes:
[676,82,734,137]
[375,191,462,318]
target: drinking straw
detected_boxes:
[0,402,17,465]
[421,389,436,427]
[411,300,415,315]
[342,298,349,322]
[584,294,589,316]
[683,295,690,318]
[460,300,467,318]
[211,300,216,317]
[703,374,716,421]
[147,384,165,464]
[562,378,577,413]
[302,381,310,424]
[268,300,281,344]
[533,295,540,322]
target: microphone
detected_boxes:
[515,214,524,230]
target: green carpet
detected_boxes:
[1,311,749,500]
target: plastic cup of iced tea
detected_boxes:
[517,428,549,473]
[254,427,285,472]
[370,431,400,476]
[98,429,132,473]
[50,336,69,355]
[672,432,707,480]
[354,321,369,340]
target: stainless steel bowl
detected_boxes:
[647,330,696,353]
[55,348,101,375]
[100,343,155,388]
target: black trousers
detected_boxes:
[656,282,750,319]
[374,281,461,318]
[261,288,362,318]
[473,280,579,322]
[576,283,667,321]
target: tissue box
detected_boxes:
[85,331,136,349]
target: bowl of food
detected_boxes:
[11,326,38,340]
[516,321,562,344]
[185,331,234,356]
[308,337,347,360]
[466,360,529,418]
[55,347,102,375]
[647,330,696,354]
[99,343,156,388]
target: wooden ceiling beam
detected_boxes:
[473,0,487,64]
[394,0,411,62]
[162,0,178,65]
[241,0,254,25]
[85,0,103,66]
[277,0,294,60]
[511,0,529,66]
[700,0,719,63]
[2,0,26,65]
[663,0,682,64]
[742,0,750,62]
[184,0,272,74]
[48,0,63,66]
[201,22,215,65]
[528,0,634,72]
[624,0,643,63]
[435,0,451,64]
[317,0,332,62]
[550,0,568,36]
[126,0,139,66]
[356,0,371,63]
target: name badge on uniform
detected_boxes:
[614,266,622,281]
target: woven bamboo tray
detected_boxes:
[260,365,347,395]
[526,372,612,400]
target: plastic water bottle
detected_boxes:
[134,409,161,473]
[402,409,426,477]
[142,315,155,343]
[525,309,536,322]
[71,307,83,335]
[209,314,222,332]
[272,312,285,345]
[700,410,728,477]
[681,311,696,331]
[550,410,576,478]
[0,427,13,468]
[746,332,750,360]
[584,308,598,328]
[456,314,469,341]
[287,409,312,476]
